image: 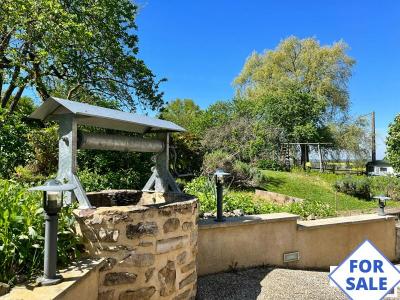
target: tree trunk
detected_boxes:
[9,85,26,114]
[300,144,310,170]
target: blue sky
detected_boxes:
[134,0,400,159]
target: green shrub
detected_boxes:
[0,109,33,178]
[184,176,216,213]
[202,150,267,187]
[78,149,152,190]
[79,168,142,192]
[225,192,281,215]
[12,166,47,185]
[202,150,233,175]
[369,175,400,201]
[232,161,267,187]
[0,180,80,285]
[387,114,400,172]
[288,199,336,219]
[27,125,59,176]
[334,176,371,199]
[184,177,276,214]
[386,179,400,201]
[185,176,336,219]
[224,193,256,214]
[256,159,285,171]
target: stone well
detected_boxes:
[73,190,198,300]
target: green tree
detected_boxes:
[387,114,400,172]
[234,36,355,167]
[234,36,355,115]
[0,0,165,114]
[328,116,371,165]
[0,97,36,177]
[159,99,202,133]
[160,99,204,175]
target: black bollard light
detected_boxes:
[373,195,390,216]
[29,180,75,286]
[214,168,230,222]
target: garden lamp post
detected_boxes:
[29,180,76,286]
[214,168,230,222]
[373,195,391,216]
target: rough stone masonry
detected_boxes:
[74,192,198,300]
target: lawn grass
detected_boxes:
[262,170,400,212]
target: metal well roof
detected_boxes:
[29,97,185,133]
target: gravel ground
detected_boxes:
[197,267,348,300]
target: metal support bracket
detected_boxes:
[142,133,181,193]
[55,114,93,208]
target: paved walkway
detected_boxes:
[197,267,400,300]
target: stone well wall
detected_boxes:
[74,191,198,300]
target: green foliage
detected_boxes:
[369,175,400,201]
[0,107,33,178]
[233,37,356,166]
[184,176,216,213]
[327,117,371,163]
[258,90,326,142]
[1,0,164,113]
[202,150,267,187]
[160,99,204,175]
[234,36,355,114]
[256,159,286,171]
[12,166,47,185]
[263,170,393,211]
[78,168,142,192]
[198,98,281,164]
[0,180,80,285]
[78,149,152,189]
[385,179,400,201]
[27,125,59,176]
[232,161,268,187]
[197,101,236,133]
[201,115,276,163]
[160,99,203,133]
[387,114,400,172]
[202,150,233,174]
[170,133,204,176]
[224,192,280,215]
[333,177,371,199]
[76,125,153,191]
[184,176,334,218]
[288,199,336,219]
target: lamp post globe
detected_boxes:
[213,168,230,222]
[373,195,391,216]
[29,180,75,286]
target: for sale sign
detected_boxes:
[329,240,400,300]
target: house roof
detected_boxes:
[366,160,392,167]
[29,97,185,134]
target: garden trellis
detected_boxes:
[29,97,185,209]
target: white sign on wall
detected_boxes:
[329,240,400,300]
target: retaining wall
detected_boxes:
[4,202,398,299]
[198,213,397,275]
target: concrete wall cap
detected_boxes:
[198,213,299,229]
[3,258,105,300]
[297,214,396,230]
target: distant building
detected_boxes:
[366,160,397,176]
